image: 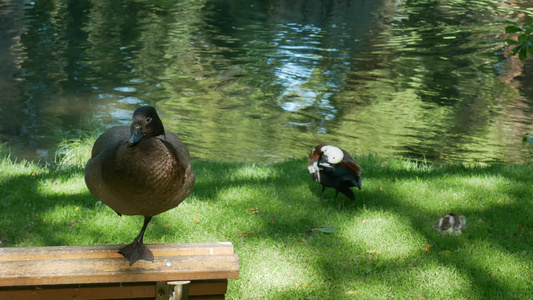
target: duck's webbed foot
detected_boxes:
[118,216,154,266]
[119,240,154,266]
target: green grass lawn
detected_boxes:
[1,139,532,299]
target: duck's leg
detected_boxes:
[119,216,154,265]
[319,186,326,200]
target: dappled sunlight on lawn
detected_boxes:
[232,164,277,180]
[342,211,428,259]
[238,246,319,298]
[464,240,533,286]
[2,153,533,298]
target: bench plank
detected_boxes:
[0,243,239,287]
[0,280,227,300]
[0,242,235,261]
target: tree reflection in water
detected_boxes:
[0,0,532,164]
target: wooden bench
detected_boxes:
[0,242,239,300]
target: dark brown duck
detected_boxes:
[85,106,195,265]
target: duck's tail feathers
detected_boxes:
[338,187,356,201]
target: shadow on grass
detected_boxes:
[191,157,532,298]
[0,170,93,246]
[1,156,532,298]
[0,165,182,248]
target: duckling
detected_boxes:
[308,144,362,200]
[85,106,195,265]
[434,213,466,235]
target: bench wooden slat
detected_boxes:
[1,255,239,287]
[0,284,154,300]
[0,280,228,300]
[0,243,239,287]
[0,242,235,261]
[189,280,228,295]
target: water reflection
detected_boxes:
[0,0,532,164]
[274,23,338,121]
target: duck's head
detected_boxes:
[308,144,344,165]
[321,145,344,164]
[308,144,346,180]
[308,144,327,180]
[128,106,165,145]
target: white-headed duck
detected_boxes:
[308,144,362,200]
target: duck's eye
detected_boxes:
[146,117,152,123]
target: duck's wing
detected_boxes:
[163,132,192,164]
[340,150,362,175]
[85,126,130,202]
[163,131,196,186]
[340,150,362,190]
[90,126,130,158]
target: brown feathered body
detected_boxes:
[85,126,195,216]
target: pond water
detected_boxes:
[1,0,533,164]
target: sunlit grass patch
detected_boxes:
[343,210,428,259]
[400,262,472,297]
[231,163,276,180]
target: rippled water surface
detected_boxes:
[1,0,533,164]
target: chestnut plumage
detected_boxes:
[85,106,195,265]
[308,144,362,200]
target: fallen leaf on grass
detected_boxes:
[439,250,452,256]
[193,216,199,224]
[247,208,260,214]
[346,290,360,294]
[519,224,524,232]
[423,244,430,252]
[366,250,382,254]
[362,218,383,224]
[295,283,310,289]
[318,226,337,233]
[237,230,263,238]
[311,226,337,233]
